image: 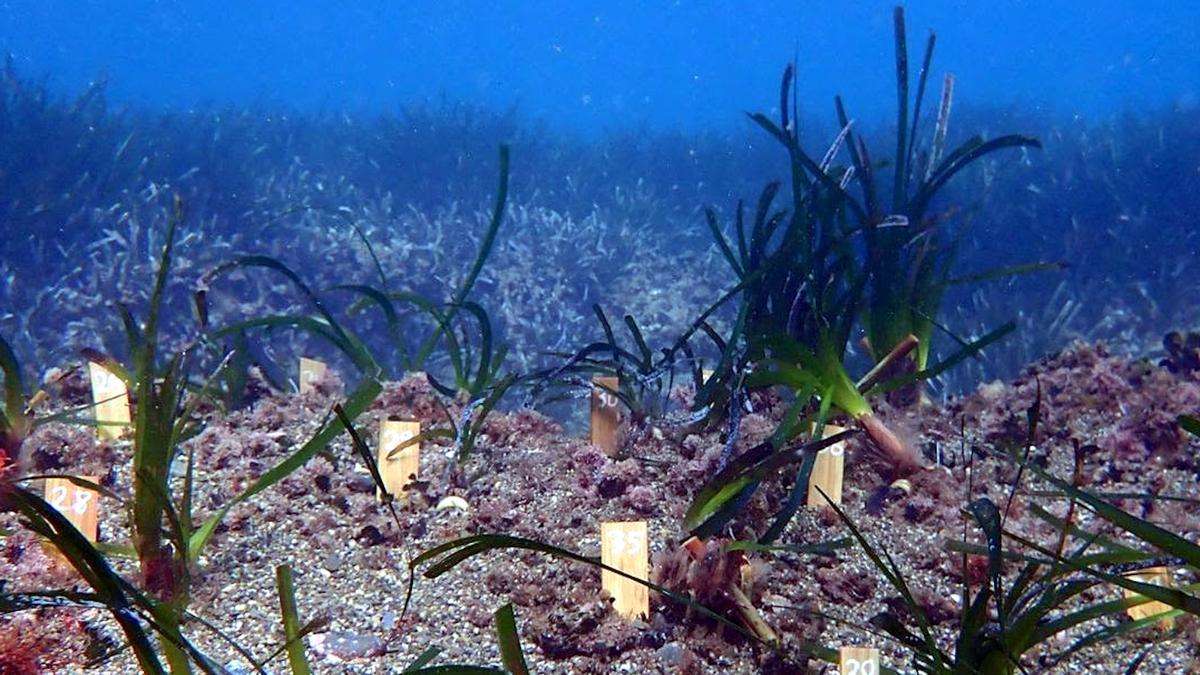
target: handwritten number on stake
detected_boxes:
[838,647,880,675]
[841,658,877,675]
[605,528,643,556]
[48,485,93,515]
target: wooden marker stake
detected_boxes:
[590,376,621,455]
[378,419,421,503]
[88,362,130,441]
[1123,566,1175,629]
[44,476,100,552]
[601,521,648,619]
[298,357,327,395]
[807,425,847,507]
[839,646,880,675]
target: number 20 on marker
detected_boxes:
[837,647,880,675]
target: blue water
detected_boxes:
[1,1,1197,390]
[3,1,1197,133]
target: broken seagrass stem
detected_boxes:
[856,333,919,394]
[681,536,778,645]
[857,412,924,476]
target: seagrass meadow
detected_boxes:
[2,5,1200,674]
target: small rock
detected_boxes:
[436,495,470,512]
[347,473,376,493]
[223,660,255,675]
[356,524,385,547]
[321,553,342,572]
[311,631,386,660]
[381,611,397,631]
[657,642,686,667]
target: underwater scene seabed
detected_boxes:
[2,6,1200,674]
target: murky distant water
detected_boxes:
[0,2,1197,390]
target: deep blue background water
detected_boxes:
[1,1,1197,389]
[3,1,1197,133]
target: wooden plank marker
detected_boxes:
[44,476,100,543]
[298,357,327,395]
[378,418,421,503]
[838,646,880,675]
[1123,566,1175,629]
[87,362,130,441]
[807,425,846,507]
[601,521,648,619]
[590,375,621,455]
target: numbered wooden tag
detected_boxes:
[87,362,130,441]
[1123,566,1175,629]
[591,376,621,455]
[298,357,327,395]
[378,419,420,503]
[838,646,880,675]
[807,425,847,507]
[601,521,649,619]
[44,476,100,542]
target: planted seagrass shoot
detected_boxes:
[681,5,1054,562]
[69,196,382,670]
[335,146,521,470]
[832,398,1200,674]
[834,7,1057,380]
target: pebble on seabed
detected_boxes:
[310,631,387,661]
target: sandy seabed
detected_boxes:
[2,341,1199,674]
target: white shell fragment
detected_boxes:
[435,495,470,512]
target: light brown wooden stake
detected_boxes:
[298,357,327,395]
[590,375,621,455]
[807,425,846,507]
[1123,566,1175,629]
[88,362,130,441]
[43,476,100,564]
[377,419,421,503]
[838,646,881,675]
[601,521,648,619]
